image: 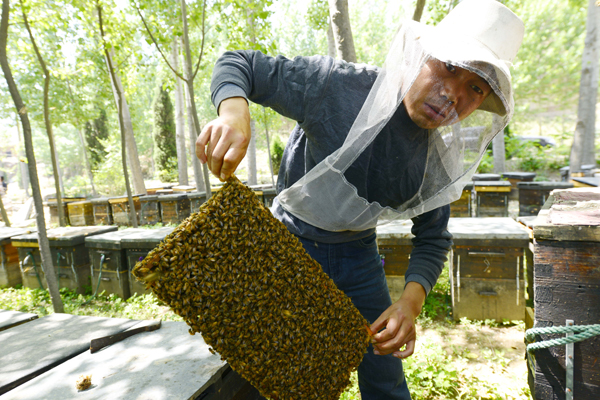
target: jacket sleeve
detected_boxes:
[211,50,335,123]
[404,204,453,296]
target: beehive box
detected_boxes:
[376,220,414,302]
[108,195,142,226]
[262,187,277,208]
[0,227,34,288]
[67,200,94,226]
[132,177,370,400]
[474,180,511,217]
[172,185,196,193]
[518,181,574,217]
[139,195,161,225]
[449,218,529,321]
[187,191,207,213]
[12,226,118,294]
[91,197,113,225]
[158,194,191,224]
[121,227,175,296]
[529,188,600,399]
[45,197,85,225]
[450,182,473,217]
[502,172,536,200]
[84,229,150,300]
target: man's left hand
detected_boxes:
[370,281,426,359]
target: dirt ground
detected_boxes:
[418,321,529,395]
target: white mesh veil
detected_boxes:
[276,19,515,232]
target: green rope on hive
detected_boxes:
[525,324,600,353]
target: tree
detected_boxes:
[0,0,63,312]
[20,0,66,225]
[171,39,188,185]
[153,84,178,182]
[329,0,356,62]
[96,1,139,227]
[413,0,427,22]
[570,0,599,174]
[84,108,109,170]
[134,0,212,196]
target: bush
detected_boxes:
[270,135,285,173]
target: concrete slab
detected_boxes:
[3,321,228,400]
[0,310,38,332]
[0,313,140,395]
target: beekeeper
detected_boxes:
[197,0,524,398]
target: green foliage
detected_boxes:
[270,135,285,173]
[476,150,494,173]
[0,286,182,321]
[85,109,110,170]
[419,264,451,323]
[152,84,177,183]
[306,0,329,31]
[94,140,126,196]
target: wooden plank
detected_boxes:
[0,310,38,332]
[453,245,523,279]
[1,321,232,400]
[0,313,140,395]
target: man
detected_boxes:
[197,0,524,398]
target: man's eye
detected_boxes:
[445,62,456,73]
[471,85,484,95]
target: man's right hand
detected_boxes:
[196,97,251,181]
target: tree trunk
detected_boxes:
[181,1,211,198]
[570,0,599,174]
[21,1,66,226]
[262,108,275,186]
[328,0,356,62]
[97,4,138,228]
[412,0,426,22]
[492,116,506,174]
[0,194,10,227]
[327,22,336,58]
[245,3,258,185]
[104,49,146,196]
[0,0,64,312]
[15,114,30,197]
[171,38,188,186]
[247,119,257,185]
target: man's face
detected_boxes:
[404,59,492,129]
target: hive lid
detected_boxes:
[473,180,511,187]
[0,227,35,245]
[517,181,574,189]
[572,177,600,188]
[85,228,150,249]
[533,188,600,241]
[186,191,206,199]
[120,227,175,249]
[502,172,537,180]
[157,193,188,201]
[472,173,501,181]
[11,226,118,247]
[377,217,530,241]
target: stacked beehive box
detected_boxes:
[529,188,600,399]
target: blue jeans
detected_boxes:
[297,234,412,400]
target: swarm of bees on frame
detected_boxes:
[132,176,371,400]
